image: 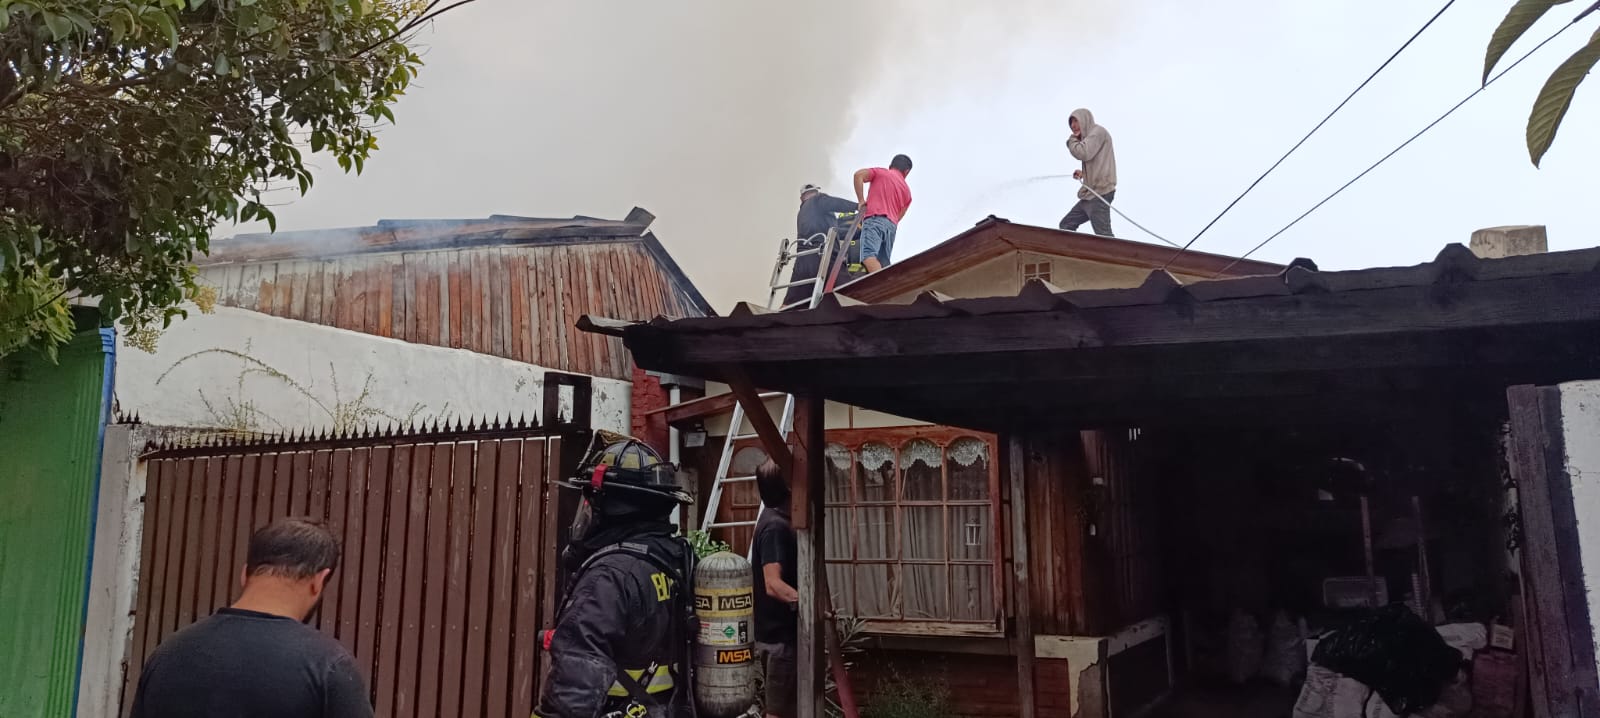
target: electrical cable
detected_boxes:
[1211,13,1590,277]
[1161,0,1459,269]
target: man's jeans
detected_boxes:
[1060,191,1116,237]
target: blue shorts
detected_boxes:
[859,215,897,266]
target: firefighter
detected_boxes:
[535,431,696,718]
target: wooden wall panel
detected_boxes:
[198,242,703,379]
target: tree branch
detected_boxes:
[352,0,483,57]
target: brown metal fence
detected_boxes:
[120,414,585,718]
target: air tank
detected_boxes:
[693,550,756,718]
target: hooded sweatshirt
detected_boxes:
[1067,108,1117,201]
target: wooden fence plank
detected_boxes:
[212,456,245,609]
[251,453,275,549]
[289,451,311,517]
[512,439,548,712]
[335,448,365,653]
[307,449,331,521]
[460,440,499,718]
[440,442,476,716]
[322,449,350,640]
[417,441,456,716]
[194,457,226,619]
[374,445,410,718]
[395,443,436,717]
[271,452,294,521]
[486,439,523,718]
[174,458,207,631]
[355,447,385,688]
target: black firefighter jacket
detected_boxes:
[534,535,689,718]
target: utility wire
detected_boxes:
[1212,13,1589,277]
[1161,0,1458,269]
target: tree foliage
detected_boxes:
[1484,0,1600,166]
[0,0,438,358]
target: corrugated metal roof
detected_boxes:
[587,243,1600,337]
[203,207,659,265]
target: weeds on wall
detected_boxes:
[156,343,442,434]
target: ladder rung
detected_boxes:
[757,391,786,399]
[793,247,824,257]
[707,520,758,529]
[772,278,818,290]
[731,432,762,441]
[716,475,756,483]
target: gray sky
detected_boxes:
[231,1,1599,311]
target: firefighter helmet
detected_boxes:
[560,430,693,505]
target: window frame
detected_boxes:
[824,427,1005,636]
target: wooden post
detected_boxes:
[721,365,793,479]
[1010,436,1037,718]
[1506,384,1600,716]
[795,395,827,718]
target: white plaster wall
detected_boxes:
[116,306,629,433]
[1559,379,1600,673]
[77,424,147,718]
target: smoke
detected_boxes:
[247,1,1126,310]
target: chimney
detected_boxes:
[1470,225,1547,258]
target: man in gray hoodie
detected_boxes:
[1059,108,1117,237]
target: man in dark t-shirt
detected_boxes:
[130,518,372,718]
[750,459,799,718]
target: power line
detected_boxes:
[1161,0,1458,269]
[1212,15,1588,277]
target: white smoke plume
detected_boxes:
[248,1,1124,310]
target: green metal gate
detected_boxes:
[0,322,116,718]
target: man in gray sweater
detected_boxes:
[1059,108,1117,237]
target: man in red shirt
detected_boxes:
[852,154,913,273]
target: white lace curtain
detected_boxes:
[824,437,994,623]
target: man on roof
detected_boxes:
[853,154,913,273]
[1060,108,1117,237]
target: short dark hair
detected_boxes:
[755,459,789,509]
[246,518,340,579]
[889,154,913,173]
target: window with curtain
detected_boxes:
[823,430,1001,632]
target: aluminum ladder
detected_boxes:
[700,220,858,537]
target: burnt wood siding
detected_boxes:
[199,243,700,380]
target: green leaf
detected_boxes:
[1485,0,1573,84]
[214,52,230,76]
[1527,27,1600,166]
[108,10,128,44]
[143,8,178,49]
[40,11,71,40]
